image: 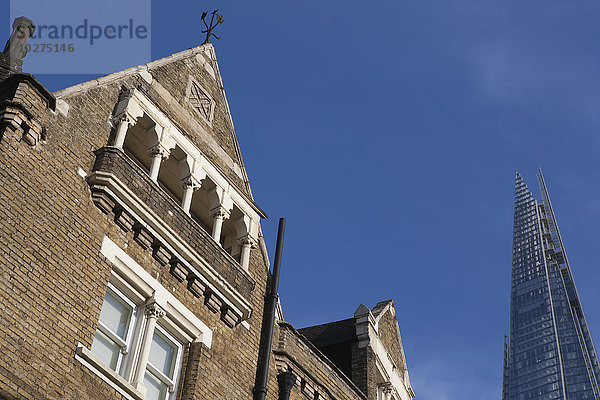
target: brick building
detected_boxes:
[0,18,415,400]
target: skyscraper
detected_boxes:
[503,171,600,400]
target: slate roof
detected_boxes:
[298,318,356,347]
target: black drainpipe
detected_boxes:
[253,218,286,400]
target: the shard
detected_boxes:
[503,170,600,400]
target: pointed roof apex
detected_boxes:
[354,304,371,318]
[515,171,523,181]
[515,172,526,188]
[514,171,537,205]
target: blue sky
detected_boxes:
[5,2,600,399]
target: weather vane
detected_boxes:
[202,10,224,44]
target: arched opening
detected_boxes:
[157,145,189,204]
[220,206,244,262]
[189,179,214,234]
[122,114,157,173]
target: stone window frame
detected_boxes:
[185,77,215,124]
[75,236,212,400]
[91,282,185,400]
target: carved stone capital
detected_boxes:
[237,235,257,248]
[381,383,394,397]
[148,144,170,160]
[180,175,201,191]
[209,206,230,220]
[145,302,166,319]
[113,112,135,127]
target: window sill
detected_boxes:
[75,344,145,400]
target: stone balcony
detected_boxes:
[88,146,255,326]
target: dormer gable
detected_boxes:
[354,301,415,400]
[299,302,415,400]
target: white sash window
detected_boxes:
[91,284,137,371]
[75,237,212,400]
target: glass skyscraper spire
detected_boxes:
[503,171,600,400]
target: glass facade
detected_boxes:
[503,172,600,400]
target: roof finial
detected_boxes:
[1,17,36,77]
[201,10,224,45]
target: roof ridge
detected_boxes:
[54,43,213,98]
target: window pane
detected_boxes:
[99,290,132,339]
[148,331,176,378]
[91,330,120,370]
[144,371,168,400]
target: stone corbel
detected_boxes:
[0,105,43,146]
[0,107,24,135]
[21,119,43,146]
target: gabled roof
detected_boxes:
[53,43,256,201]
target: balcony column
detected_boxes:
[209,206,230,243]
[180,176,200,214]
[237,235,257,271]
[148,144,169,182]
[132,302,166,395]
[112,114,135,149]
